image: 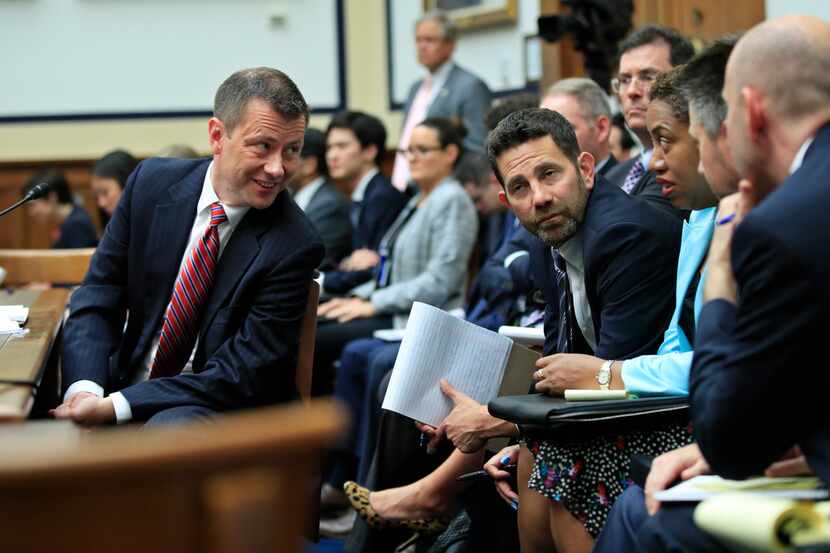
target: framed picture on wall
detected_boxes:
[422,0,518,31]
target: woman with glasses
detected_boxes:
[316,118,479,514]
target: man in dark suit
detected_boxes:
[290,128,352,269]
[541,77,618,178]
[391,9,492,190]
[53,67,323,426]
[321,111,408,296]
[605,25,694,219]
[597,16,830,552]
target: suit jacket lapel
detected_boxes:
[138,162,206,358]
[200,200,272,330]
[426,65,457,117]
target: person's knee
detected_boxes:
[143,405,215,428]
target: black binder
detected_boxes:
[488,394,689,440]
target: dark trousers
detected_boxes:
[329,338,398,488]
[594,485,731,553]
[143,405,216,427]
[312,315,393,396]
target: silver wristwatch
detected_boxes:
[597,360,613,390]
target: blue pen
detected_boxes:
[717,213,736,225]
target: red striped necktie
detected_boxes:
[150,202,228,379]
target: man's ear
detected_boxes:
[362,143,378,165]
[497,188,510,208]
[208,117,225,155]
[743,86,767,145]
[578,151,596,190]
[594,115,611,145]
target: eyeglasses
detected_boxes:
[397,145,444,157]
[611,70,660,93]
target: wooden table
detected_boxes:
[0,289,69,421]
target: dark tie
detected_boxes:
[621,159,645,194]
[150,202,227,379]
[350,200,363,228]
[552,250,575,354]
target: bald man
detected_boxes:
[540,77,617,176]
[597,16,830,552]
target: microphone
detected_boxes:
[0,181,51,219]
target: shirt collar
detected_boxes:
[595,155,611,173]
[202,161,250,227]
[789,136,815,175]
[639,149,653,171]
[352,168,378,202]
[556,228,584,271]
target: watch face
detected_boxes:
[598,371,610,385]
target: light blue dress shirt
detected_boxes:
[620,207,716,395]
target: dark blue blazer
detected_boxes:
[324,171,407,294]
[691,124,830,484]
[62,157,324,420]
[530,176,682,358]
[605,156,687,221]
[53,205,98,249]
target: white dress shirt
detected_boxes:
[351,168,378,203]
[293,176,325,211]
[64,161,250,423]
[555,230,598,352]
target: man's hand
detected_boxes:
[340,249,381,271]
[765,446,814,477]
[317,297,376,322]
[50,392,116,426]
[533,354,605,395]
[484,444,520,506]
[645,443,710,515]
[704,180,758,304]
[429,379,514,454]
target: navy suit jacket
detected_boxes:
[530,176,682,358]
[605,156,687,221]
[691,124,830,484]
[324,171,407,295]
[303,179,352,268]
[62,158,324,420]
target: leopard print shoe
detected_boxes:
[343,481,450,534]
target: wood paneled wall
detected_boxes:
[540,0,765,86]
[0,161,102,249]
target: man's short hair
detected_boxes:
[616,25,695,71]
[454,151,491,189]
[301,128,328,177]
[676,36,738,138]
[486,108,581,186]
[485,93,540,131]
[416,9,457,41]
[214,67,309,134]
[326,111,387,166]
[649,67,690,124]
[544,77,612,124]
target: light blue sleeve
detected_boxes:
[620,352,692,396]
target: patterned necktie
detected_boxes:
[552,250,575,354]
[621,159,645,194]
[391,75,434,191]
[150,202,228,379]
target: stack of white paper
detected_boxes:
[0,305,28,335]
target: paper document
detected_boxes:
[0,305,28,324]
[498,325,545,346]
[383,302,539,427]
[655,475,829,502]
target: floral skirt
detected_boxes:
[526,423,693,538]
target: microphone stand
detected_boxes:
[0,182,50,219]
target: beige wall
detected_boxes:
[0,0,403,163]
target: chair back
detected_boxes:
[295,280,320,402]
[0,248,94,286]
[0,400,345,553]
